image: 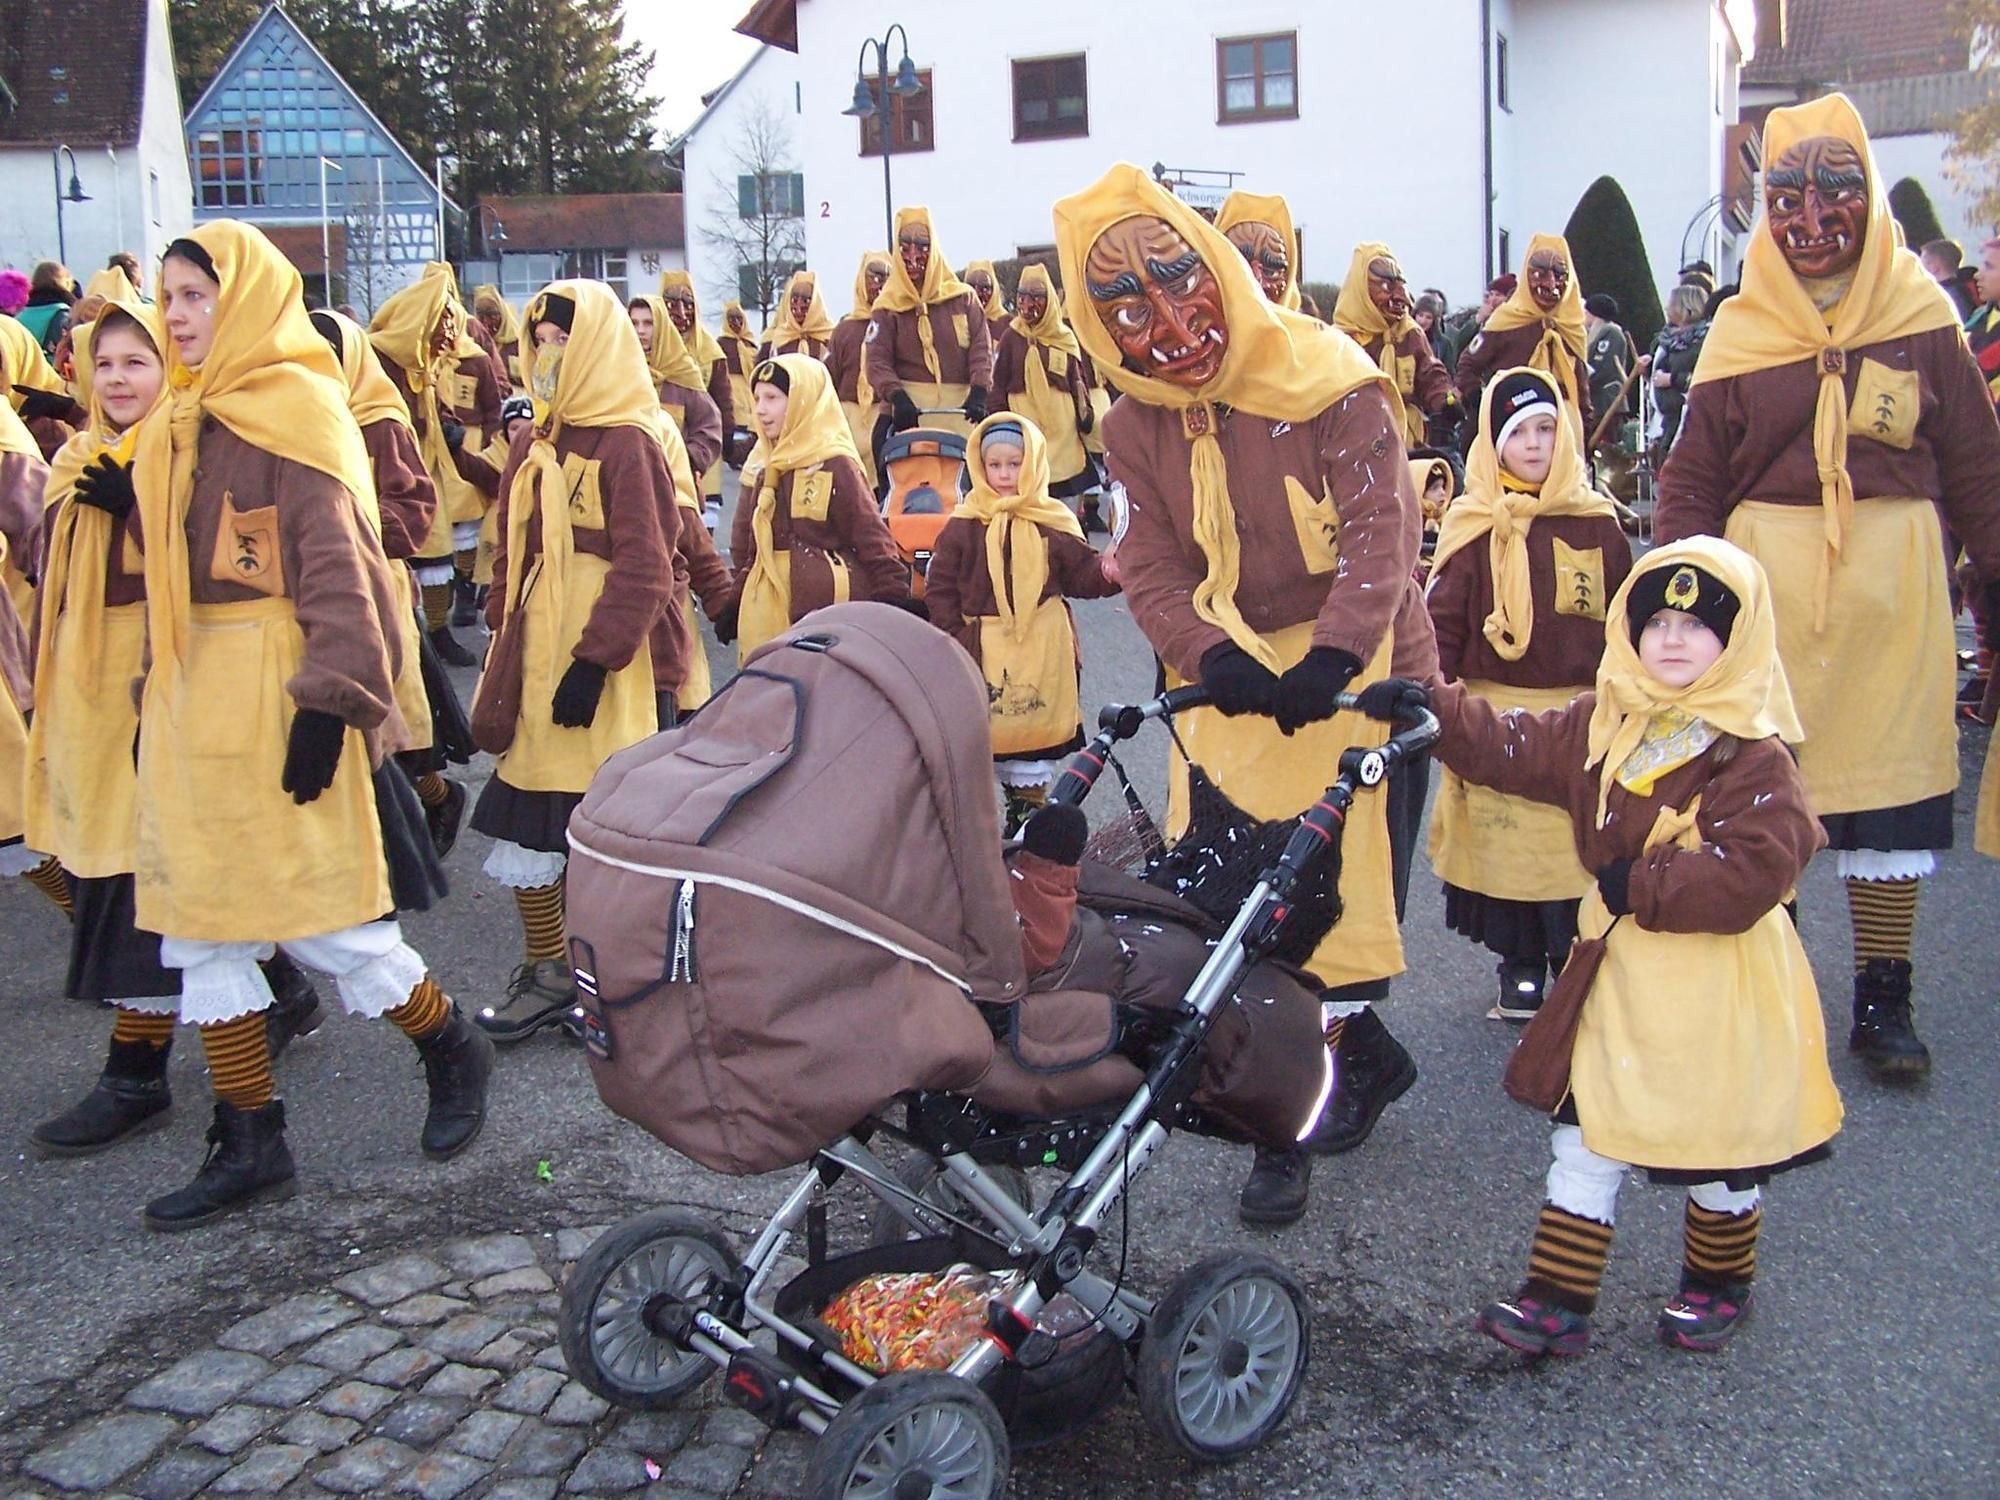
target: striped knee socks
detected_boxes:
[22,855,72,917]
[1683,1201,1760,1287]
[1845,875,1917,970]
[199,1012,274,1110]
[112,1010,175,1048]
[386,975,452,1042]
[513,881,567,964]
[1524,1203,1615,1314]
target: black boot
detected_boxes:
[1237,1147,1311,1227]
[1849,958,1931,1079]
[425,776,468,860]
[143,1100,297,1232]
[1306,1008,1418,1155]
[262,954,324,1062]
[429,626,477,669]
[414,1007,495,1159]
[31,1037,173,1156]
[450,572,478,627]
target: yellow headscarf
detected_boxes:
[472,285,522,349]
[659,270,726,372]
[764,270,835,349]
[1,314,65,409]
[844,251,891,411]
[1586,537,1803,827]
[369,265,476,517]
[954,414,1084,644]
[737,353,860,656]
[1331,240,1425,444]
[720,300,758,380]
[1215,191,1303,311]
[1690,92,1955,630]
[83,267,140,305]
[874,206,976,384]
[318,309,415,435]
[132,220,375,667]
[1428,367,1618,662]
[1008,263,1084,434]
[631,294,706,392]
[964,259,1007,322]
[1483,232,1588,419]
[1054,163,1390,670]
[66,269,151,410]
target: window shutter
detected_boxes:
[738,174,757,218]
[738,262,757,302]
[786,173,805,217]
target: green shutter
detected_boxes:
[738,174,757,218]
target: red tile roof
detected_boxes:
[0,0,150,146]
[735,0,798,53]
[477,194,684,253]
[1746,0,1967,85]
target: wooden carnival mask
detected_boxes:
[1525,248,1569,312]
[1086,215,1230,388]
[1765,136,1868,280]
[1225,220,1291,303]
[1367,255,1410,321]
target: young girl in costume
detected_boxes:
[1378,537,1841,1354]
[924,416,1121,832]
[1426,369,1632,1018]
[1410,451,1456,584]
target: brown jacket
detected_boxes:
[1102,385,1435,680]
[487,423,674,673]
[1455,321,1594,436]
[381,356,501,498]
[1654,325,2000,578]
[652,513,734,693]
[1432,681,1824,933]
[658,381,723,477]
[1359,326,1456,416]
[465,317,511,396]
[1427,511,1633,688]
[726,455,909,619]
[360,417,438,563]
[700,347,735,437]
[824,318,873,404]
[923,516,1117,658]
[992,327,1091,429]
[866,296,996,398]
[757,334,828,363]
[1,448,47,583]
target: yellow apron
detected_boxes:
[1013,352,1089,487]
[134,597,390,942]
[1167,621,1402,989]
[1082,387,1111,459]
[1725,498,1955,817]
[728,372,754,435]
[840,399,881,490]
[979,598,1079,758]
[0,648,26,844]
[675,591,712,714]
[737,545,852,663]
[1569,800,1843,1171]
[488,550,656,793]
[23,601,145,875]
[1977,733,2000,857]
[701,455,724,499]
[903,381,973,440]
[1428,680,1592,902]
[388,562,432,753]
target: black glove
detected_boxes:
[1198,642,1280,718]
[892,594,931,622]
[962,386,989,423]
[891,390,921,432]
[441,418,466,452]
[1078,403,1095,436]
[15,387,76,422]
[1352,676,1430,723]
[1272,647,1363,736]
[281,708,346,805]
[1596,859,1635,917]
[551,658,608,728]
[72,455,137,519]
[712,601,740,644]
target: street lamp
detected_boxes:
[475,203,507,257]
[842,25,923,251]
[318,156,344,306]
[51,144,90,264]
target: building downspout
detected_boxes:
[1480,0,1494,282]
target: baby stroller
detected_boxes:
[880,412,968,598]
[555,603,1436,1497]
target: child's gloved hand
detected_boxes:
[1351,677,1430,723]
[1596,859,1635,916]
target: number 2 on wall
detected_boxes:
[820,201,831,218]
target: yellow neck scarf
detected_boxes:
[964,260,1007,323]
[133,221,375,667]
[658,271,726,374]
[765,271,835,349]
[1330,240,1425,444]
[1054,163,1390,670]
[1585,537,1803,827]
[1689,92,1956,630]
[738,355,859,653]
[1008,263,1083,433]
[1215,191,1303,311]
[844,251,891,411]
[1429,367,1618,661]
[953,414,1085,642]
[633,295,706,392]
[875,206,975,385]
[1484,232,1588,419]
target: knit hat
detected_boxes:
[533,293,575,333]
[750,357,790,393]
[979,418,1026,453]
[1625,562,1740,648]
[1487,273,1517,297]
[0,269,27,316]
[1584,293,1620,321]
[1488,369,1559,451]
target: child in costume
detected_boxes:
[1426,369,1632,1018]
[1375,538,1841,1354]
[922,415,1120,832]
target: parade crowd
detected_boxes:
[3,89,1998,1363]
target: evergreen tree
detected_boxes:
[1563,175,1665,355]
[1889,177,1949,252]
[480,0,661,193]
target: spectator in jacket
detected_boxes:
[1648,283,1711,454]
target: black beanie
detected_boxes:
[1020,803,1087,866]
[1488,370,1558,449]
[308,308,344,363]
[1584,292,1619,321]
[535,294,575,333]
[751,358,791,393]
[1626,562,1740,649]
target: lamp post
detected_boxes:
[842,26,923,252]
[50,144,90,264]
[319,156,344,305]
[475,203,507,258]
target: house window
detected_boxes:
[737,172,805,219]
[859,69,935,156]
[739,258,806,308]
[1496,33,1511,112]
[194,127,266,208]
[1013,55,1087,142]
[598,249,629,301]
[501,253,561,303]
[1217,33,1297,124]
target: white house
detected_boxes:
[0,0,194,281]
[464,194,686,306]
[717,0,1774,316]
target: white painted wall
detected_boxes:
[680,45,806,336]
[1874,131,1991,259]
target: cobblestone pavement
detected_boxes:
[6,1230,812,1500]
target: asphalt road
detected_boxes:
[1,476,1995,1497]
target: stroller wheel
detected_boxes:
[1136,1251,1310,1461]
[558,1210,737,1409]
[867,1157,1032,1247]
[804,1371,1010,1500]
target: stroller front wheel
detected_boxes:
[558,1210,738,1409]
[804,1371,1010,1500]
[1136,1251,1311,1460]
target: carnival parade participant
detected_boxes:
[965,259,1010,342]
[992,264,1096,504]
[473,284,525,391]
[1425,369,1632,1018]
[471,281,674,1043]
[824,250,892,491]
[867,206,994,441]
[121,224,486,1230]
[1655,93,2000,1080]
[1455,234,1594,441]
[0,395,49,908]
[1333,242,1461,448]
[758,270,834,362]
[1215,190,1302,309]
[628,294,723,474]
[1384,539,1841,1356]
[652,405,733,722]
[718,300,760,466]
[923,415,1119,831]
[1053,162,1437,1228]
[717,354,909,660]
[660,271,736,532]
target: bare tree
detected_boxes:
[342,180,390,317]
[698,96,806,325]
